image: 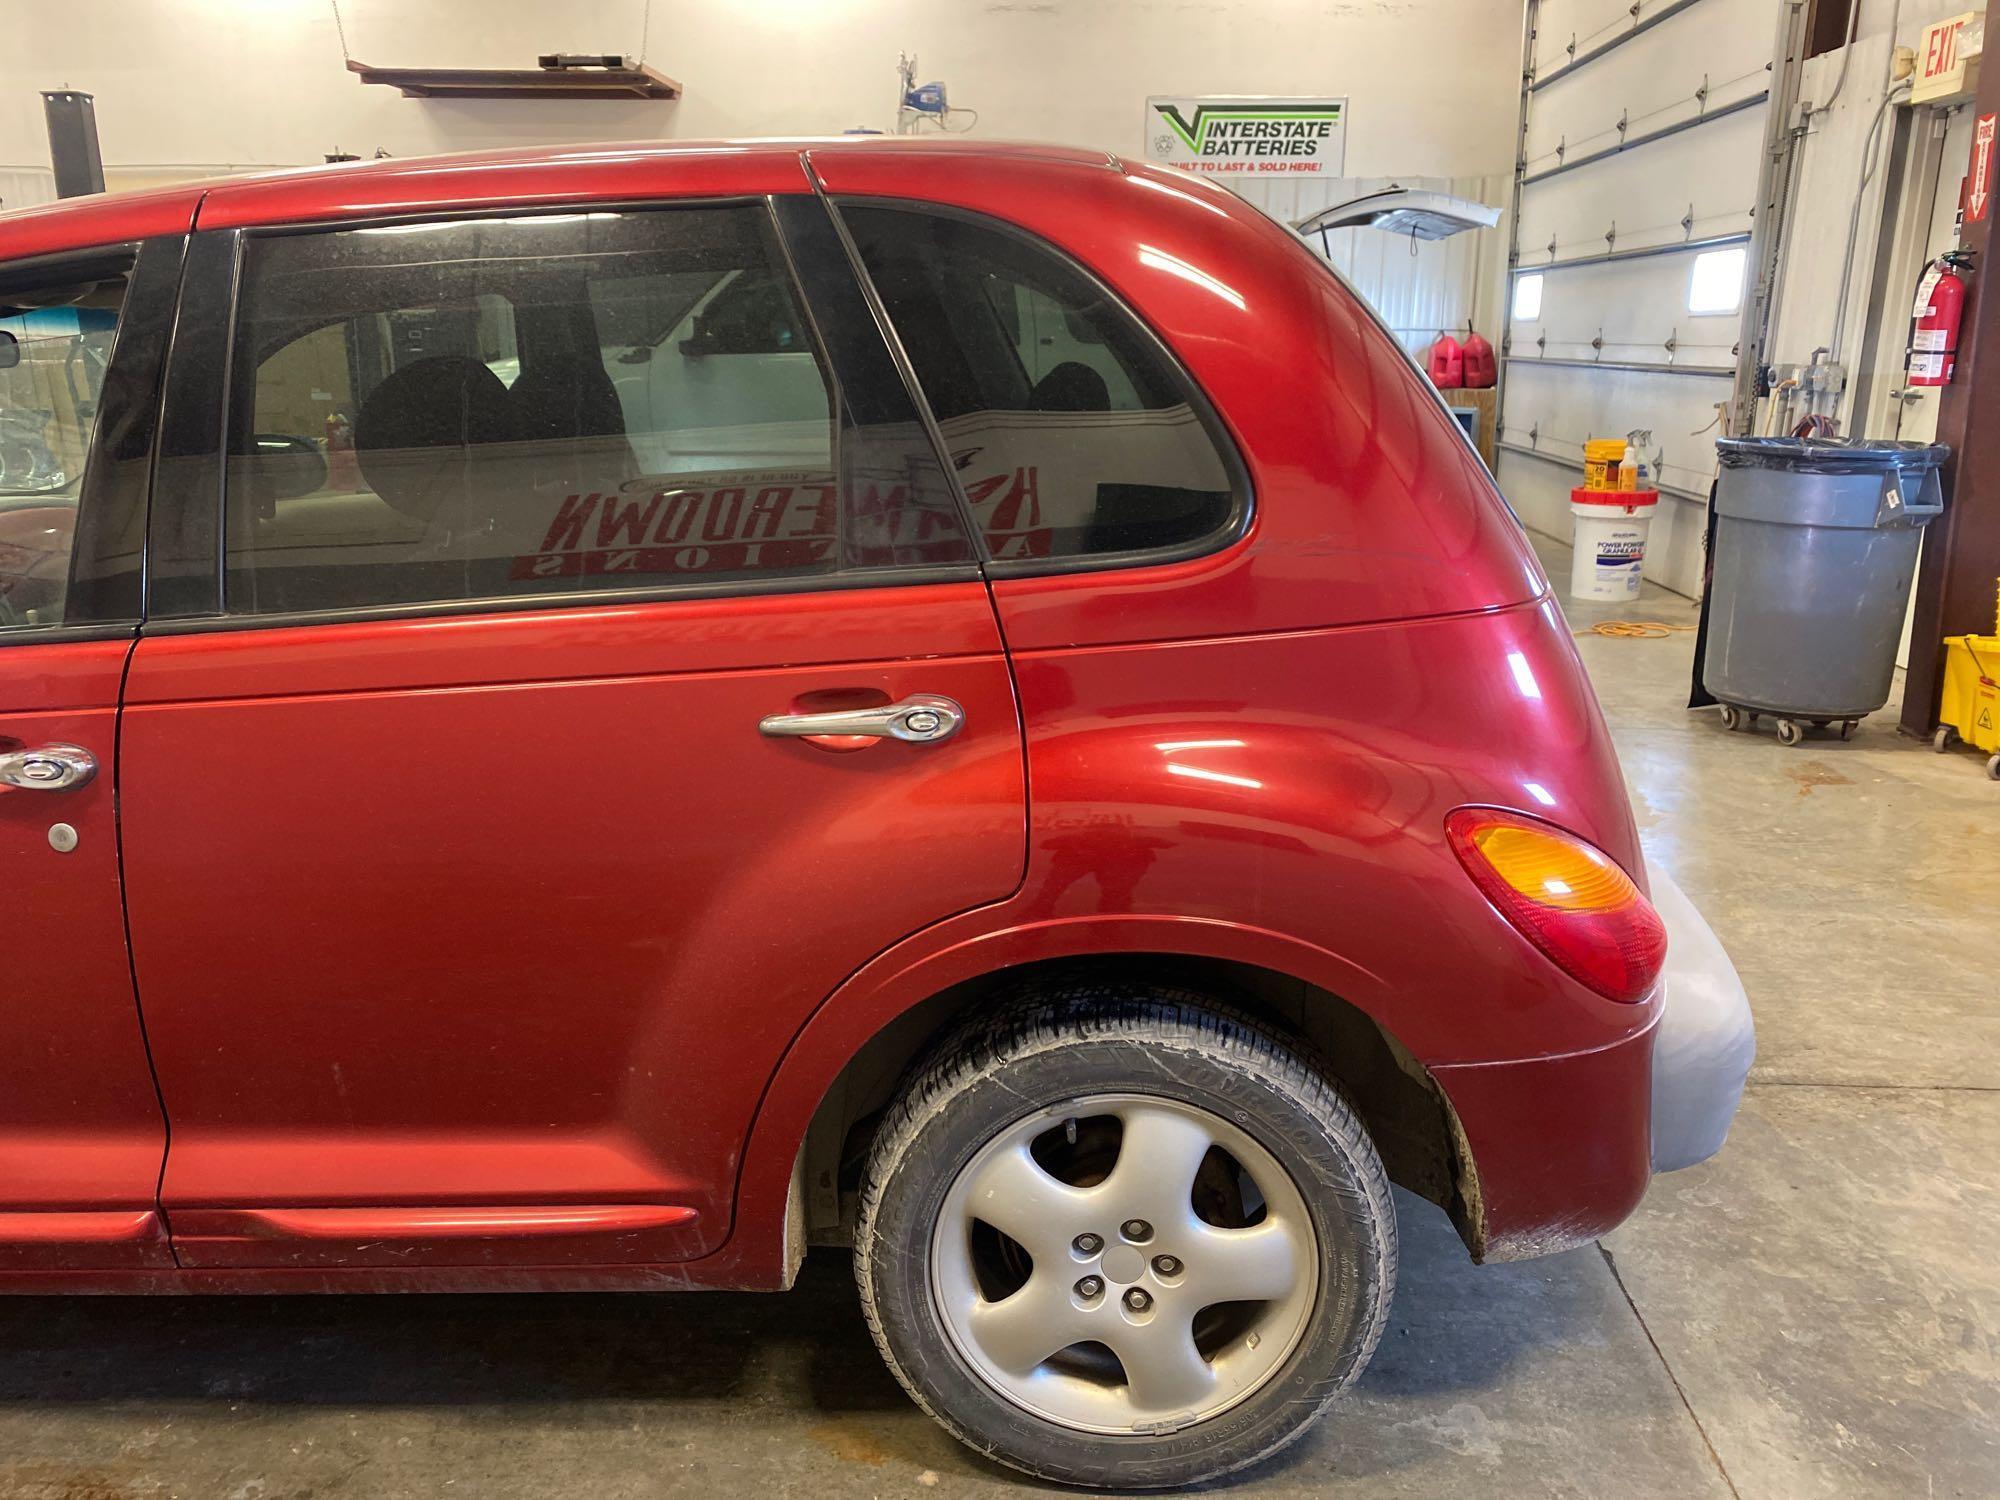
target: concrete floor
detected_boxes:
[2,532,1995,1499]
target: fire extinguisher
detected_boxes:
[1907,249,1975,387]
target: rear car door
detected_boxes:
[120,195,1025,1270]
[0,237,179,1272]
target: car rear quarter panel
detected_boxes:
[809,149,1547,649]
[714,593,1655,1283]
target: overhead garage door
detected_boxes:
[1497,0,1778,596]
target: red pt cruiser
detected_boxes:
[0,140,1752,1488]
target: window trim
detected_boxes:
[818,192,1256,581]
[0,237,178,645]
[142,195,987,635]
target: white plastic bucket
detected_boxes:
[1569,490,1658,601]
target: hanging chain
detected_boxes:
[329,0,352,64]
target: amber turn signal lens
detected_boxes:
[1445,808,1667,1004]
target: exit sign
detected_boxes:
[1912,12,1983,103]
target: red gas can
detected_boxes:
[1463,330,1496,388]
[1428,332,1465,388]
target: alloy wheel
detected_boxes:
[929,1092,1319,1435]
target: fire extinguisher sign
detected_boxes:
[1972,114,1997,225]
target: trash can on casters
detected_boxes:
[1702,438,1947,745]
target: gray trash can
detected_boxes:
[1702,437,1946,744]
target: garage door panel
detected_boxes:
[1511,254,1744,361]
[1499,358,1731,493]
[1517,105,1764,259]
[1527,0,1774,161]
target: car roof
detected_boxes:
[0,139,1127,257]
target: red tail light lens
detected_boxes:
[1445,808,1667,1004]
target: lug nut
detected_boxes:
[1153,1255,1182,1277]
[1121,1218,1153,1242]
[1076,1276,1104,1299]
[1124,1287,1152,1312]
[1074,1233,1103,1256]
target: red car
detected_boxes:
[0,140,1752,1488]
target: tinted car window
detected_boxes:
[223,205,974,616]
[0,271,126,631]
[838,204,1241,564]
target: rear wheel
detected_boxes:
[854,992,1396,1489]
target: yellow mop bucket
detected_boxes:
[1934,580,2000,779]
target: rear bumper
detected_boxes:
[1646,867,1756,1173]
[1431,867,1752,1260]
[1435,1025,1657,1261]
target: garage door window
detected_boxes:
[837,203,1244,566]
[222,206,975,617]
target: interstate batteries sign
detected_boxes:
[1145,97,1348,176]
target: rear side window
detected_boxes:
[222,205,974,617]
[0,266,127,631]
[839,204,1243,565]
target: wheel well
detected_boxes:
[797,954,1485,1258]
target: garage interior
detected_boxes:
[1,0,1996,1496]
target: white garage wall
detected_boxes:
[1761,0,1978,429]
[1495,0,1778,597]
[0,0,1521,208]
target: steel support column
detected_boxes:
[1901,51,2000,736]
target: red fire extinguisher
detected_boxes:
[1427,332,1465,388]
[1907,249,1975,387]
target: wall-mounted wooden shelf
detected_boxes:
[347,57,680,101]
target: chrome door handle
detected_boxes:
[758,694,965,745]
[0,743,97,791]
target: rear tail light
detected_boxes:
[1445,807,1666,1004]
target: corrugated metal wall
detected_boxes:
[0,168,58,215]
[1235,174,1511,358]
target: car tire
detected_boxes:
[854,988,1396,1490]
